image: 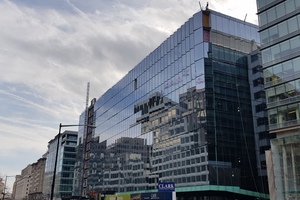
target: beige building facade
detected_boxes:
[12,157,47,200]
[14,166,32,200]
[28,158,46,200]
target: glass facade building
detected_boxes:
[257,0,300,199]
[78,9,269,199]
[44,131,78,200]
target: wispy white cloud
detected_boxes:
[0,89,60,116]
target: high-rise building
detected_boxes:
[43,131,78,200]
[79,9,269,199]
[256,0,300,199]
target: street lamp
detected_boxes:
[50,123,96,200]
[2,175,15,200]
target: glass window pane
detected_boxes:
[262,48,271,64]
[259,12,267,26]
[276,3,285,18]
[195,44,203,61]
[264,68,273,83]
[290,35,300,50]
[286,0,295,14]
[194,28,203,45]
[285,81,296,93]
[271,44,280,60]
[278,21,288,37]
[186,37,190,51]
[267,7,276,23]
[256,0,264,9]
[292,57,300,74]
[280,40,290,57]
[195,59,204,77]
[261,29,269,44]
[266,88,275,103]
[295,79,300,92]
[276,84,285,98]
[282,60,293,77]
[269,25,279,41]
[296,0,300,8]
[273,64,283,79]
[288,17,298,33]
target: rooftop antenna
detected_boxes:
[199,1,203,10]
[206,2,209,10]
[244,13,247,22]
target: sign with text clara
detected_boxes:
[157,182,175,192]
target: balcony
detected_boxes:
[267,94,300,108]
[264,72,300,88]
[269,119,300,131]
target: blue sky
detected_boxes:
[0,0,258,191]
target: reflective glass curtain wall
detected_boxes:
[257,0,300,199]
[82,9,266,198]
[43,135,59,199]
[57,131,78,198]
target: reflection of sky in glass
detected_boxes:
[210,11,260,43]
[92,10,259,146]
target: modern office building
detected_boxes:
[43,131,78,200]
[256,0,300,199]
[78,8,270,199]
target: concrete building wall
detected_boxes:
[14,175,30,200]
[28,158,46,200]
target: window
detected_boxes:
[255,103,266,112]
[258,131,270,140]
[253,77,264,86]
[252,65,263,74]
[254,91,265,99]
[134,78,137,90]
[257,117,268,126]
[251,54,259,63]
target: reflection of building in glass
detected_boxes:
[257,1,300,199]
[103,137,152,192]
[43,131,77,200]
[77,135,154,194]
[79,9,270,199]
[73,97,97,197]
[141,88,211,187]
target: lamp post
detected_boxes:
[2,175,15,200]
[50,123,96,200]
